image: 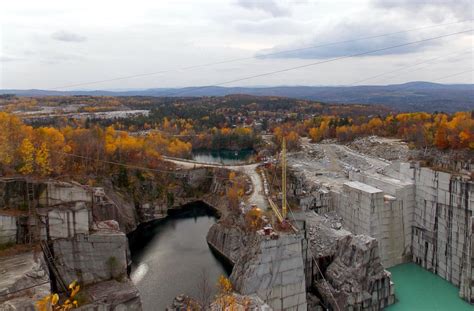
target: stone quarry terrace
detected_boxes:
[0,137,472,310]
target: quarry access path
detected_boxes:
[163,156,268,209]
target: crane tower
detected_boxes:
[282,138,287,219]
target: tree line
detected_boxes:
[272,111,473,151]
[0,112,191,177]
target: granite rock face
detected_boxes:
[288,171,332,214]
[0,214,17,244]
[0,178,144,310]
[412,167,473,303]
[207,216,308,310]
[52,231,129,286]
[206,222,245,264]
[289,152,474,305]
[306,212,395,310]
[460,215,474,303]
[76,280,142,311]
[0,252,51,310]
[231,234,308,311]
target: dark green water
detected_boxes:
[192,149,254,165]
[128,203,230,311]
[387,263,472,311]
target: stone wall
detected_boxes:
[39,181,93,206]
[338,181,382,236]
[206,222,245,264]
[337,181,408,267]
[52,230,130,286]
[349,171,415,267]
[231,234,308,311]
[0,178,29,209]
[411,167,473,300]
[460,216,473,303]
[45,202,91,239]
[0,215,17,244]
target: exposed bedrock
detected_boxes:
[0,167,231,310]
[206,221,245,265]
[52,229,129,286]
[207,219,308,310]
[306,212,395,310]
[288,148,474,304]
[207,211,396,310]
[0,252,51,310]
[75,280,142,311]
[231,234,308,311]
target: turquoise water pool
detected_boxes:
[387,263,472,311]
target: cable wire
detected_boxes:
[160,29,473,96]
[51,150,248,181]
[349,49,472,85]
[427,68,473,82]
[50,19,473,90]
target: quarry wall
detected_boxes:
[341,164,472,303]
[289,157,473,304]
[207,221,308,310]
[411,167,473,302]
[305,212,395,310]
[231,233,308,311]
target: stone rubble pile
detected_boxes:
[347,136,409,161]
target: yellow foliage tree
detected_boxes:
[309,127,321,142]
[19,138,35,175]
[214,275,236,310]
[36,280,80,311]
[105,126,118,155]
[36,143,52,176]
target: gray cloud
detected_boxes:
[233,18,306,34]
[0,56,22,62]
[51,31,87,42]
[255,20,443,59]
[371,0,473,22]
[235,0,290,17]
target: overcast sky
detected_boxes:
[1,0,472,90]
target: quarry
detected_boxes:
[286,137,473,307]
[206,136,473,310]
[0,136,472,310]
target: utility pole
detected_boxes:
[282,138,287,219]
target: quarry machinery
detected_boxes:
[266,138,294,230]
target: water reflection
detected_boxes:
[192,149,254,165]
[128,203,230,311]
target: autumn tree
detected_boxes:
[309,127,321,142]
[214,275,236,310]
[434,124,449,149]
[0,112,32,171]
[36,143,52,176]
[18,138,35,175]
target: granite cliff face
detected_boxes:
[206,220,246,265]
[0,166,232,310]
[230,233,308,311]
[0,252,51,310]
[305,212,395,310]
[288,143,474,305]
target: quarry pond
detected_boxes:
[191,149,254,165]
[387,263,473,310]
[128,203,230,311]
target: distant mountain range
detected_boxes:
[2,82,473,112]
